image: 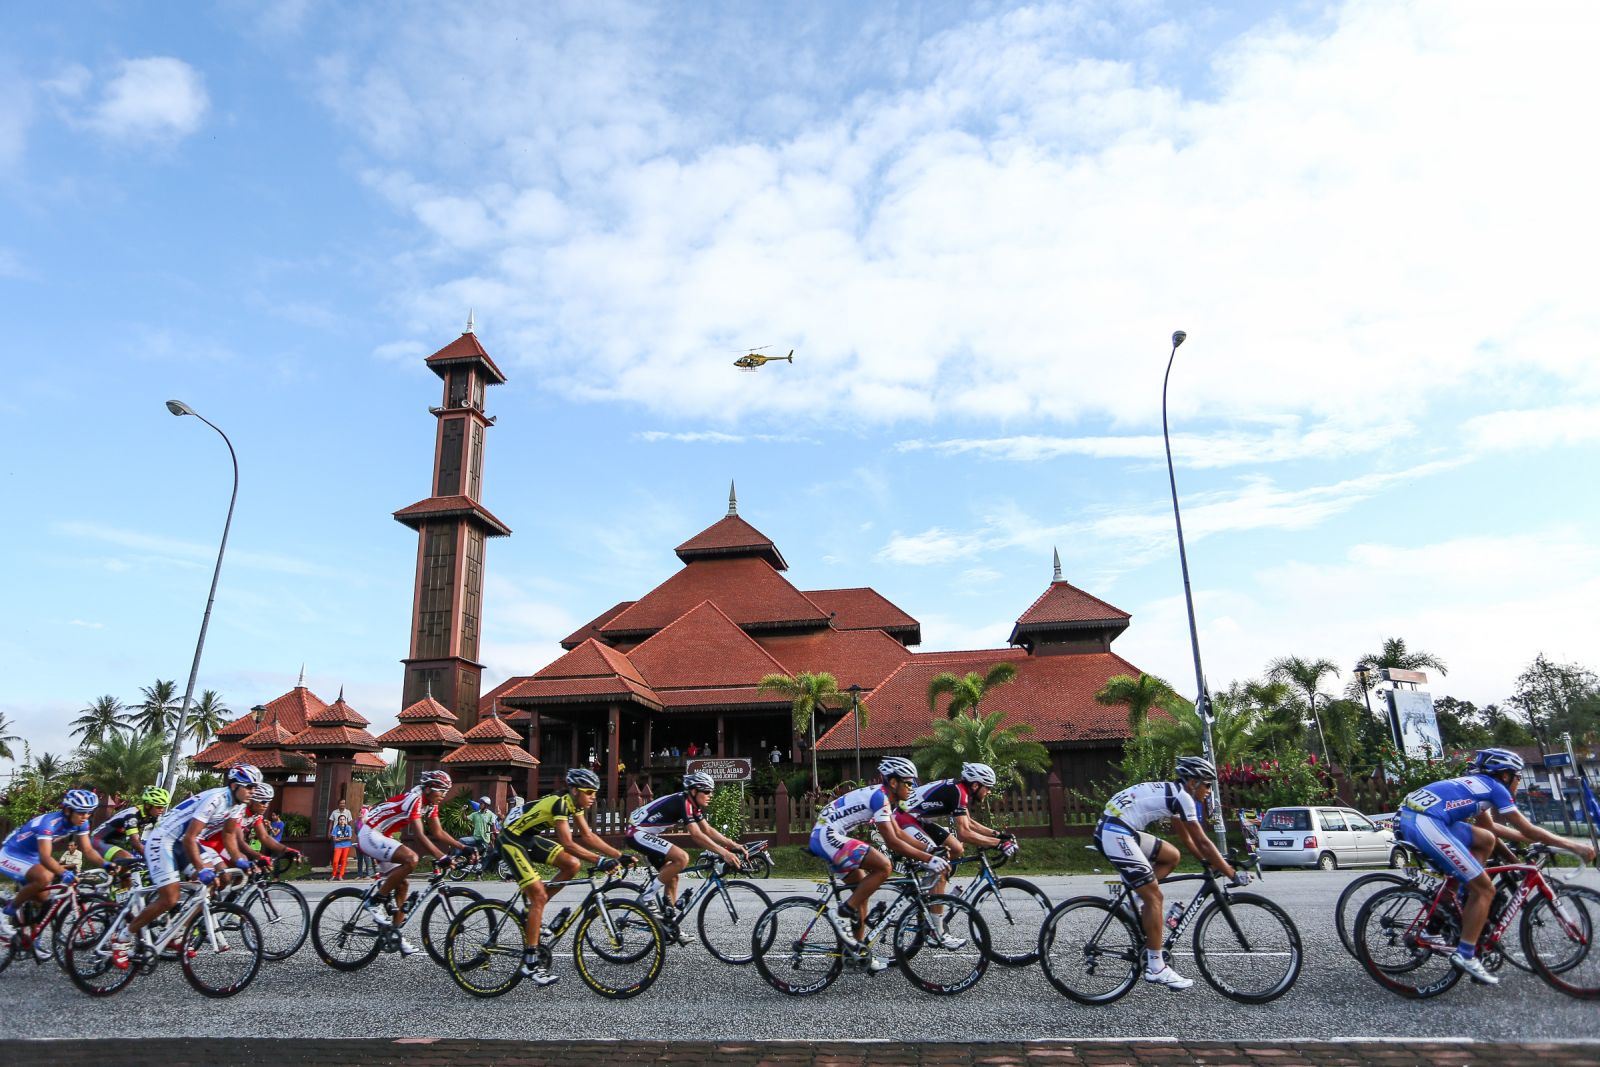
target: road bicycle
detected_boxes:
[1037,850,1301,1004]
[310,859,482,970]
[617,850,770,963]
[0,868,114,975]
[61,874,263,997]
[217,858,309,962]
[1352,854,1599,999]
[442,863,666,999]
[750,859,991,996]
[895,844,1051,967]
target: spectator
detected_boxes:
[58,841,83,874]
[268,812,286,844]
[770,747,783,767]
[329,814,354,880]
[686,741,699,758]
[467,799,499,844]
[354,805,374,877]
[328,800,352,833]
[506,793,526,821]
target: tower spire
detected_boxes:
[1052,547,1063,582]
[727,480,738,517]
[297,663,306,688]
[465,309,475,334]
[337,684,345,703]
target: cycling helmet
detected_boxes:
[62,789,99,812]
[1474,748,1525,775]
[250,783,275,803]
[139,786,171,808]
[683,771,717,792]
[418,769,453,791]
[1175,755,1218,782]
[566,768,601,790]
[227,764,264,787]
[878,756,919,782]
[960,762,998,788]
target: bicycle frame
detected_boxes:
[84,880,225,963]
[1414,862,1573,957]
[1103,866,1251,951]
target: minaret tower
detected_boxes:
[393,314,512,730]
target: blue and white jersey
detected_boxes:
[814,785,893,835]
[1402,774,1517,826]
[151,787,241,839]
[1102,781,1202,832]
[2,811,87,859]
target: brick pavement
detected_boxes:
[1,1041,1596,1067]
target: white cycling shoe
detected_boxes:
[397,936,421,957]
[1144,965,1194,990]
[519,957,560,985]
[1451,953,1499,985]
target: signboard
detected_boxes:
[1388,689,1443,759]
[1381,668,1430,685]
[1544,753,1573,768]
[686,757,752,782]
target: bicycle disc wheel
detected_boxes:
[310,888,384,971]
[1523,884,1600,999]
[62,902,136,997]
[696,880,771,965]
[1335,873,1409,959]
[970,876,1051,967]
[421,886,483,967]
[243,882,309,962]
[892,894,990,995]
[180,901,263,997]
[1189,892,1302,1003]
[573,898,664,999]
[1037,896,1140,1004]
[1353,886,1462,999]
[444,900,525,998]
[752,896,844,996]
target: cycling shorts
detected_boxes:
[892,810,950,850]
[0,850,35,883]
[809,825,871,873]
[624,828,676,870]
[1400,809,1482,882]
[143,834,186,889]
[357,824,406,874]
[101,844,131,863]
[1096,819,1161,890]
[499,835,559,889]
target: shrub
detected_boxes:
[281,812,310,839]
[705,785,747,839]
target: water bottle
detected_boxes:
[549,906,571,932]
[677,889,694,912]
[1164,901,1184,931]
[866,902,888,928]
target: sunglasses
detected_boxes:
[574,787,597,795]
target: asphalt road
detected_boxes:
[2,868,1597,1044]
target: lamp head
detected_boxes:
[1171,330,1187,349]
[1353,662,1372,684]
[251,704,267,725]
[165,400,196,417]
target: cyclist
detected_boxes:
[0,789,106,942]
[1400,747,1597,985]
[214,783,298,873]
[812,756,947,964]
[1096,755,1244,991]
[625,771,746,927]
[498,768,633,985]
[358,768,472,956]
[91,785,168,891]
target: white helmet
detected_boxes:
[250,783,275,803]
[682,771,716,792]
[960,762,997,788]
[877,756,918,782]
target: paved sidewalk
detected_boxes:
[5,1040,1597,1067]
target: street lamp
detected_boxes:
[1161,330,1227,852]
[1352,661,1394,752]
[847,684,863,784]
[161,400,239,795]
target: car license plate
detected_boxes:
[1267,839,1294,847]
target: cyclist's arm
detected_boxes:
[1175,817,1236,879]
[952,813,1002,847]
[417,811,466,861]
[1492,808,1597,863]
[182,819,210,873]
[564,812,622,862]
[76,830,108,869]
[683,819,741,864]
[878,816,936,863]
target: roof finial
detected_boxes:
[297,663,306,688]
[465,309,475,334]
[337,684,345,703]
[1052,547,1063,582]
[727,480,738,517]
[425,676,433,700]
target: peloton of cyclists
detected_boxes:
[0,789,107,946]
[357,768,474,957]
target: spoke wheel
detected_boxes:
[752,896,844,996]
[310,888,384,971]
[573,898,665,998]
[243,882,309,962]
[1335,873,1410,959]
[444,900,526,998]
[892,893,990,995]
[46,893,108,971]
[1037,896,1140,1004]
[970,877,1051,967]
[421,887,483,967]
[1353,886,1462,998]
[1188,892,1302,1003]
[1524,885,1600,999]
[696,880,771,964]
[180,902,263,997]
[62,902,136,997]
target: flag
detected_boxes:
[1582,775,1600,829]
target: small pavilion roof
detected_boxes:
[441,713,537,767]
[501,639,660,710]
[675,514,787,570]
[424,330,507,384]
[306,694,370,728]
[353,751,387,770]
[1007,579,1130,647]
[804,587,920,644]
[393,495,512,537]
[241,720,301,749]
[399,695,460,724]
[600,556,827,639]
[191,740,246,769]
[223,747,314,772]
[373,720,467,747]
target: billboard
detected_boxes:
[1388,689,1443,759]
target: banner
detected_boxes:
[1388,689,1443,759]
[1583,775,1600,828]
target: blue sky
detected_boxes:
[5,1,1599,762]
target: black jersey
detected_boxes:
[904,780,969,819]
[627,791,705,831]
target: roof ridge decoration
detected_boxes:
[728,480,737,516]
[465,309,475,334]
[1053,547,1063,582]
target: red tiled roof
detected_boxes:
[393,495,512,536]
[559,601,636,649]
[675,515,787,570]
[760,627,913,692]
[191,740,246,769]
[241,721,300,748]
[441,741,537,767]
[477,677,525,716]
[214,713,257,740]
[424,331,508,384]
[461,713,521,743]
[373,720,467,748]
[1011,581,1130,630]
[657,686,790,709]
[600,557,827,637]
[354,751,387,770]
[243,686,327,736]
[628,601,792,690]
[399,696,460,724]
[503,675,661,708]
[804,588,920,638]
[293,725,381,751]
[534,639,651,686]
[817,648,1142,753]
[226,748,313,772]
[307,696,370,728]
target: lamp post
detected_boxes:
[847,684,863,784]
[161,400,238,795]
[1161,330,1227,852]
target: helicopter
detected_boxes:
[733,346,794,371]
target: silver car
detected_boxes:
[1256,805,1400,870]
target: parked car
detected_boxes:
[1256,805,1401,870]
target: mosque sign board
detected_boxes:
[687,758,753,782]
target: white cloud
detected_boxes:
[1463,405,1600,452]
[0,69,32,168]
[60,57,210,144]
[635,430,818,445]
[57,521,343,578]
[67,619,105,629]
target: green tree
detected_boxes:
[185,690,230,755]
[22,751,77,794]
[1507,653,1600,744]
[130,679,182,739]
[911,709,1049,792]
[0,711,20,762]
[1318,698,1368,772]
[1094,672,1182,735]
[757,671,852,794]
[1146,684,1267,769]
[1242,679,1304,755]
[1432,696,1491,751]
[1265,656,1340,762]
[1359,637,1449,678]
[365,752,408,804]
[71,695,129,747]
[926,663,1018,720]
[76,731,167,801]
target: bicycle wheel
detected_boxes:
[1353,886,1462,998]
[62,902,136,997]
[243,882,309,962]
[892,893,990,995]
[1189,892,1302,1003]
[1335,872,1409,959]
[443,899,526,998]
[421,886,482,967]
[1037,897,1140,1004]
[181,901,263,997]
[970,876,1051,967]
[573,897,665,998]
[1523,884,1600,999]
[310,888,384,971]
[752,896,844,996]
[696,880,771,964]
[44,893,106,970]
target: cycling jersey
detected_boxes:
[1402,774,1517,826]
[504,793,576,839]
[363,786,437,835]
[627,792,705,831]
[1101,781,1203,832]
[815,785,894,834]
[151,787,241,840]
[91,807,148,852]
[1,811,86,861]
[200,811,262,855]
[904,780,969,820]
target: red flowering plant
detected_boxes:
[1218,750,1332,810]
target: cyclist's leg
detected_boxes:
[500,839,547,947]
[1405,812,1491,959]
[385,845,419,918]
[357,824,413,915]
[2,855,51,915]
[1098,822,1166,956]
[547,848,581,899]
[625,830,676,910]
[128,836,185,938]
[658,844,689,910]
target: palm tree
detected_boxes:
[912,709,1050,792]
[926,663,1018,720]
[24,751,77,793]
[76,731,167,801]
[1266,656,1338,762]
[1146,687,1266,769]
[1094,672,1183,736]
[0,711,20,762]
[185,690,230,756]
[1361,637,1448,677]
[70,695,129,747]
[130,679,182,739]
[366,752,408,804]
[1242,679,1302,754]
[757,671,851,794]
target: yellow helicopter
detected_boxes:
[733,346,794,371]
